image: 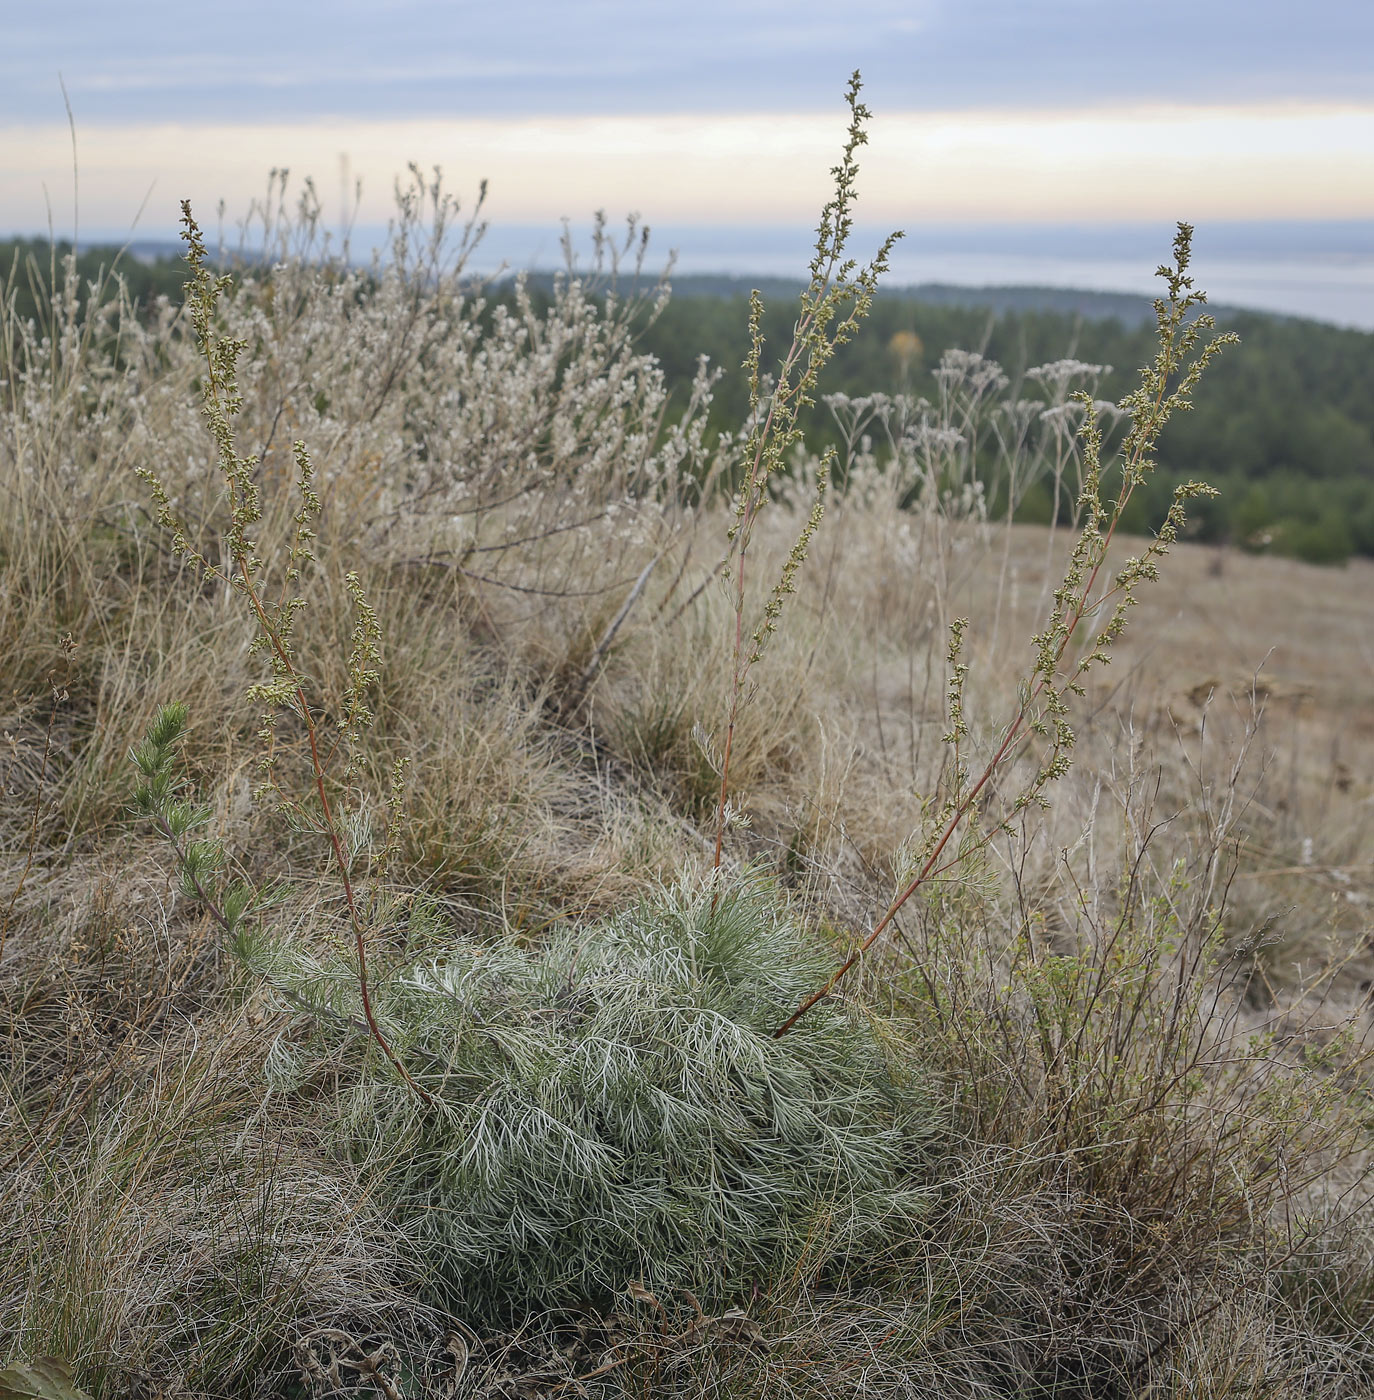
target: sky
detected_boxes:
[3,0,1373,322]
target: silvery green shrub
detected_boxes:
[242,877,939,1316]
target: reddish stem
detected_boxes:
[773,386,1168,1037]
[191,264,430,1099]
[710,313,819,896]
[235,555,431,1102]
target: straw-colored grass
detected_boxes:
[3,81,1372,1399]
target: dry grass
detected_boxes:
[2,158,1373,1396]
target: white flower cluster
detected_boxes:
[3,172,721,618]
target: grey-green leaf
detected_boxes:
[0,1357,94,1400]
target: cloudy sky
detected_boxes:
[3,0,1372,318]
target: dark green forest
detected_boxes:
[6,239,1371,562]
[2,238,190,327]
[638,278,1374,564]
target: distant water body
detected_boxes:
[472,220,1374,331]
[112,218,1374,331]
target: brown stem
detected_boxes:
[187,228,431,1100]
[233,557,431,1102]
[709,318,816,890]
[712,546,747,890]
[772,400,1170,1037]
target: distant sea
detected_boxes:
[471,220,1374,330]
[116,219,1374,330]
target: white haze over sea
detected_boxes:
[448,220,1374,330]
[114,219,1373,330]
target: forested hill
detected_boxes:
[6,238,1372,562]
[2,237,190,324]
[634,279,1374,563]
[654,274,1167,324]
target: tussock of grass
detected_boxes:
[0,1015,433,1397]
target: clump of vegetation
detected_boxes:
[254,874,936,1316]
[3,71,1373,1400]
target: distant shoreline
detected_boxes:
[8,225,1373,332]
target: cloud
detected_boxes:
[3,103,1371,241]
[3,0,1371,124]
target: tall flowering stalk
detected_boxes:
[135,205,427,1099]
[774,225,1236,1036]
[711,73,900,886]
